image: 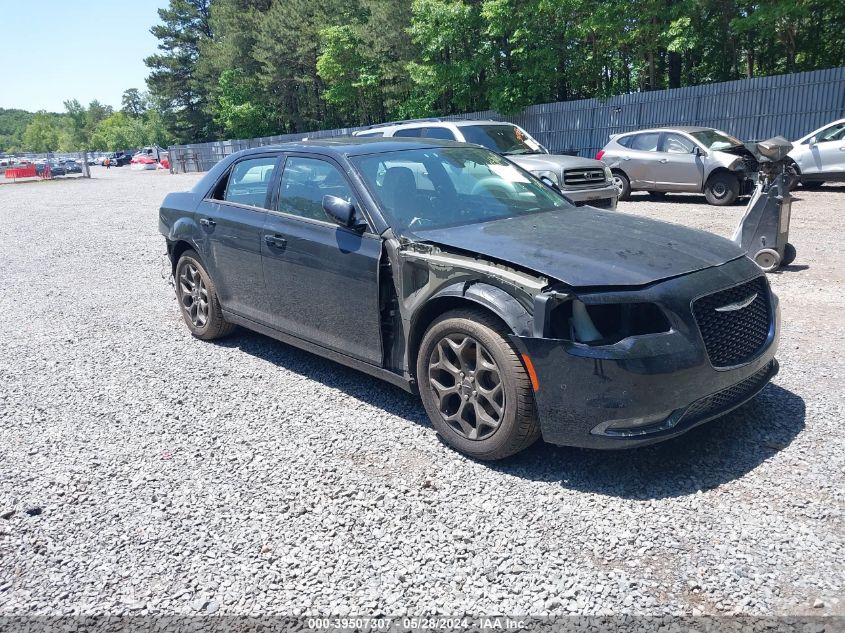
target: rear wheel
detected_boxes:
[175,250,236,340]
[417,309,540,460]
[802,181,825,190]
[704,173,740,206]
[612,171,631,201]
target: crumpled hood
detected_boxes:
[411,207,744,288]
[507,153,603,172]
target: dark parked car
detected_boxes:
[35,160,66,177]
[159,138,780,459]
[107,152,133,167]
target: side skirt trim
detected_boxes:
[221,310,415,393]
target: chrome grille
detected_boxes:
[563,168,607,186]
[692,277,771,367]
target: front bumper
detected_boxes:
[563,183,619,209]
[510,258,780,449]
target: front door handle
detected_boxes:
[659,158,669,163]
[264,234,287,249]
[199,217,216,227]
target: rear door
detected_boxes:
[621,132,662,188]
[196,154,279,322]
[261,154,383,364]
[653,132,704,190]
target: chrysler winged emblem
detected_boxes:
[715,293,757,312]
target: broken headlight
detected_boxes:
[549,299,671,345]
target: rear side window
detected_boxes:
[421,127,456,140]
[616,135,634,148]
[355,131,385,137]
[629,133,660,151]
[393,128,423,138]
[222,157,277,208]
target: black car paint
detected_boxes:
[411,207,745,288]
[159,138,779,449]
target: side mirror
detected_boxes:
[322,195,362,230]
[539,175,561,192]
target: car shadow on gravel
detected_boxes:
[214,331,804,500]
[212,330,431,424]
[491,383,805,499]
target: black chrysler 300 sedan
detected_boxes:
[159,138,779,460]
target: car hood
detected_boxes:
[410,207,744,288]
[506,154,603,172]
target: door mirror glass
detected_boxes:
[322,195,359,229]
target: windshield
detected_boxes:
[351,146,571,232]
[689,129,742,151]
[460,125,545,155]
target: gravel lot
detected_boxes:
[0,168,842,619]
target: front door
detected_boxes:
[197,154,279,322]
[803,122,845,176]
[261,155,383,365]
[653,132,704,191]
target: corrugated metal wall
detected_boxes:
[168,67,845,173]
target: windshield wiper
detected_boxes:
[505,148,543,155]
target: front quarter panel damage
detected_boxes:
[383,237,550,385]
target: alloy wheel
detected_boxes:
[428,334,505,440]
[178,263,209,328]
[612,175,625,194]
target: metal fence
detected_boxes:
[168,66,845,173]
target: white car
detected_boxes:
[788,118,845,188]
[354,119,618,209]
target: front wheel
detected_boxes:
[612,171,631,201]
[704,173,740,206]
[174,250,236,340]
[416,309,540,460]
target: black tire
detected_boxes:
[802,181,825,190]
[416,309,540,460]
[781,243,797,267]
[612,171,631,201]
[704,172,740,206]
[174,250,236,340]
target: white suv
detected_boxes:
[354,120,618,208]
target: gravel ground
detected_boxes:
[0,168,842,618]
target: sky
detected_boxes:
[0,1,170,113]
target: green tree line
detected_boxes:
[143,0,845,144]
[1,92,173,154]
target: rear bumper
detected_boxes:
[564,184,619,209]
[511,260,780,449]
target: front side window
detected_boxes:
[277,157,359,222]
[662,133,695,154]
[352,146,571,232]
[814,123,845,143]
[630,133,660,151]
[222,157,277,208]
[460,124,544,155]
[689,129,742,150]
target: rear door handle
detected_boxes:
[199,217,216,227]
[264,234,287,249]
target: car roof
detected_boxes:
[617,126,716,136]
[233,136,476,157]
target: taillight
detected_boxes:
[595,150,605,161]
